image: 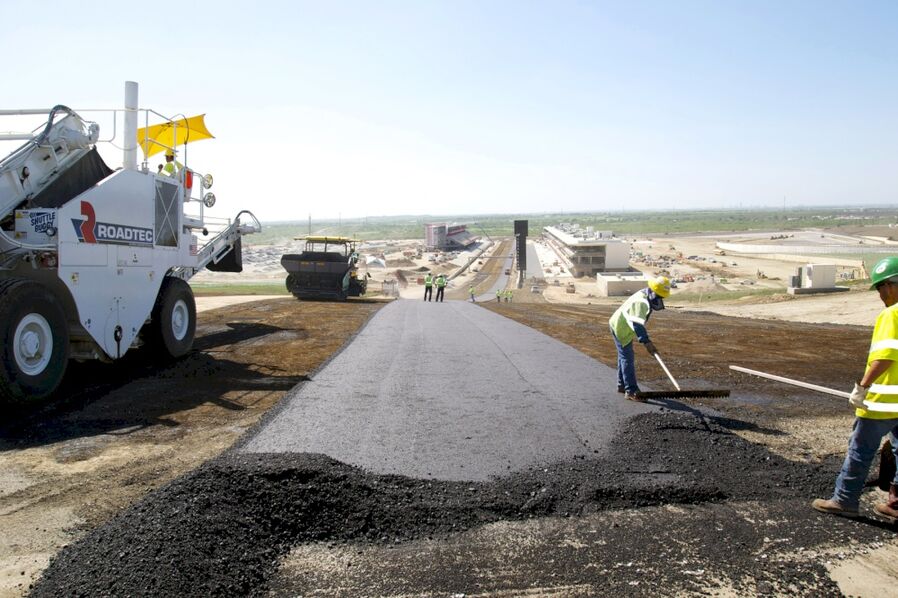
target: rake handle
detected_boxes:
[653,352,681,391]
[728,365,898,413]
[728,365,849,398]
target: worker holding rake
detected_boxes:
[813,257,898,521]
[609,276,670,402]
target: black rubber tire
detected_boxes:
[148,277,196,359]
[285,273,299,294]
[0,278,69,402]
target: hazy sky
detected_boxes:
[2,0,896,221]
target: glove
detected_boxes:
[849,383,868,409]
[644,341,658,356]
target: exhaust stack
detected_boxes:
[123,81,138,171]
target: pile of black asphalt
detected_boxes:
[31,409,894,597]
[30,302,897,595]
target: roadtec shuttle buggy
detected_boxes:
[0,82,260,402]
[281,236,368,300]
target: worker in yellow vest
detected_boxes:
[469,285,476,302]
[496,289,502,303]
[162,150,183,178]
[435,274,447,302]
[608,276,670,402]
[423,273,433,301]
[813,257,898,521]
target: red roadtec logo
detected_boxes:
[71,201,154,246]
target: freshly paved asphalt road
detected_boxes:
[474,252,515,302]
[242,299,656,481]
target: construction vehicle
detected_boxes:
[0,82,260,402]
[281,236,368,300]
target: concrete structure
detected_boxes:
[801,263,836,289]
[787,263,848,295]
[597,272,649,297]
[425,223,478,250]
[543,225,630,278]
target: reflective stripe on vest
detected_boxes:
[871,339,898,353]
[609,290,651,346]
[870,384,898,394]
[858,304,898,419]
[626,312,647,326]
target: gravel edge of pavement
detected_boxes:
[29,409,898,597]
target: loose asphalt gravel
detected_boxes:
[29,299,898,596]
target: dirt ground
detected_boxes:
[0,298,382,597]
[3,286,898,595]
[482,302,871,461]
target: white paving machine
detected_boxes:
[0,82,260,402]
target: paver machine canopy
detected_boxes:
[281,236,368,301]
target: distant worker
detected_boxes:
[496,289,502,303]
[435,273,447,302]
[508,289,513,303]
[813,257,898,521]
[469,286,476,302]
[162,150,183,178]
[504,289,511,303]
[423,273,433,301]
[608,276,671,402]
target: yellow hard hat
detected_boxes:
[165,150,174,158]
[648,275,671,298]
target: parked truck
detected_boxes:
[0,82,260,402]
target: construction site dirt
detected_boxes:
[3,297,898,596]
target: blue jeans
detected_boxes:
[832,418,898,509]
[611,329,638,394]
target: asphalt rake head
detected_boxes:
[636,389,731,400]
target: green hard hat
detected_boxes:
[870,256,898,289]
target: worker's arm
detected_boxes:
[860,360,894,388]
[632,323,658,355]
[632,322,650,344]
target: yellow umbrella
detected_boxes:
[136,114,214,158]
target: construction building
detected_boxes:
[425,223,479,250]
[596,272,650,296]
[543,224,630,278]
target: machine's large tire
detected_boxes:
[148,277,196,359]
[0,279,69,402]
[285,273,298,294]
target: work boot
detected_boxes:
[874,483,898,522]
[625,392,645,403]
[617,385,625,394]
[811,498,859,518]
